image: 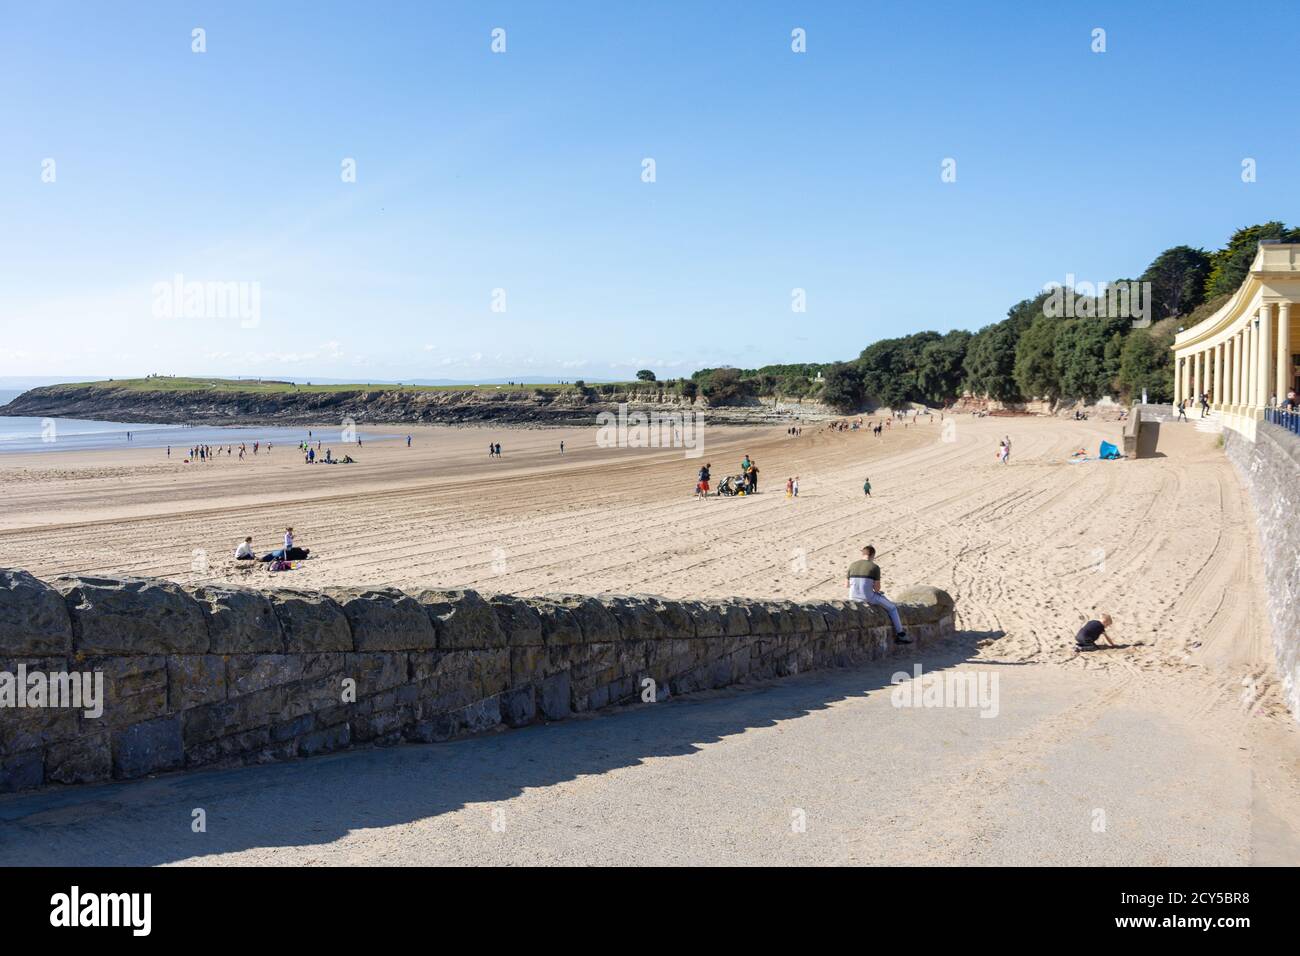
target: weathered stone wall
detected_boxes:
[0,571,956,792]
[1223,423,1300,720]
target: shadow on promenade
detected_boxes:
[0,629,1004,866]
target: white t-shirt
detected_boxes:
[284,532,294,550]
[235,541,254,559]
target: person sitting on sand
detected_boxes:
[1075,614,1115,649]
[846,545,909,644]
[234,536,255,560]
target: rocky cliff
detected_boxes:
[0,383,833,427]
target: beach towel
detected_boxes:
[1099,441,1121,460]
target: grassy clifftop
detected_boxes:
[37,377,614,396]
[0,377,733,427]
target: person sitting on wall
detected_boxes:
[846,544,910,644]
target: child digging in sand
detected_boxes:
[1075,614,1115,649]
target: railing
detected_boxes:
[1264,407,1300,436]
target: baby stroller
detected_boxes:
[717,474,748,496]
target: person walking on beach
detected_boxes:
[1176,399,1188,422]
[696,462,711,499]
[785,477,794,497]
[1075,614,1115,650]
[846,544,909,644]
[792,476,800,497]
[1003,436,1011,464]
[560,440,565,454]
[863,477,871,497]
[407,435,412,447]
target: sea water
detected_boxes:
[0,390,400,454]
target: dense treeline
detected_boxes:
[686,221,1298,411]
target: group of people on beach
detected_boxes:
[174,442,273,462]
[996,435,1012,464]
[234,526,309,568]
[1176,393,1212,421]
[488,442,503,457]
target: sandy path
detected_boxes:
[1,413,1297,864]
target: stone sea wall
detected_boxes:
[1223,423,1300,720]
[0,571,956,793]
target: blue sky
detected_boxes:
[2,0,1296,382]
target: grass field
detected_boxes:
[42,377,648,395]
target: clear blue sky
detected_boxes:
[2,1,1296,382]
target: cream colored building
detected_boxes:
[1172,241,1300,440]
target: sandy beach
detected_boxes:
[0,414,1286,697]
[2,411,1298,864]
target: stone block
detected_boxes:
[45,730,112,785]
[167,654,226,710]
[327,587,436,651]
[112,714,184,778]
[0,568,72,656]
[488,594,543,645]
[416,589,506,648]
[267,588,352,652]
[186,584,284,653]
[225,654,304,697]
[56,575,208,655]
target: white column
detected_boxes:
[1214,343,1224,406]
[1278,302,1292,403]
[1257,304,1273,406]
[1235,330,1245,406]
[1228,338,1236,405]
[1192,350,1202,401]
[1245,323,1254,407]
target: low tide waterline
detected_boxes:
[0,390,401,454]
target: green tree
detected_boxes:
[1054,317,1125,402]
[963,319,1022,401]
[1013,315,1060,401]
[915,330,971,404]
[1204,222,1299,299]
[1140,245,1211,320]
[819,362,865,412]
[859,331,941,407]
[700,367,751,405]
[1117,325,1174,402]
